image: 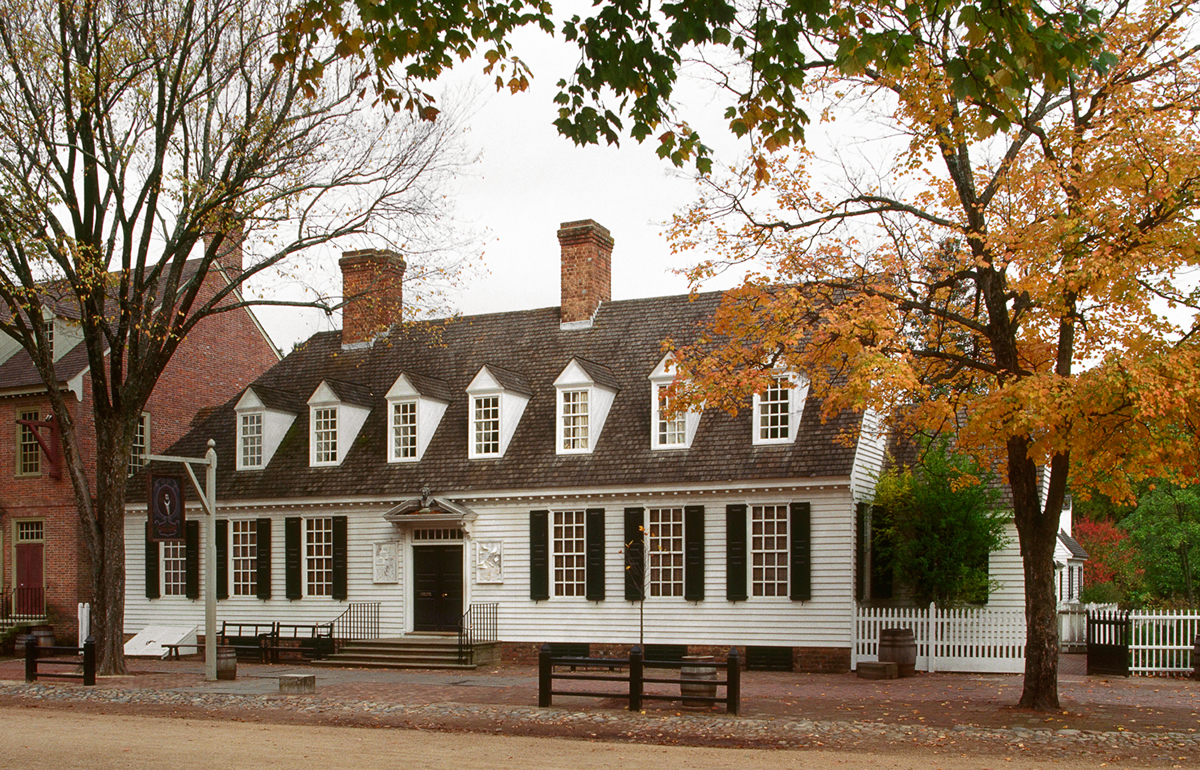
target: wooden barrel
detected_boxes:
[216,645,237,681]
[879,628,917,678]
[680,655,718,706]
[31,626,55,648]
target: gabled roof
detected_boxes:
[0,340,90,391]
[399,372,454,403]
[571,357,621,391]
[242,384,308,414]
[1058,530,1089,560]
[319,379,374,408]
[143,291,863,502]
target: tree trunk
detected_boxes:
[90,414,134,676]
[1008,438,1062,711]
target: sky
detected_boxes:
[250,13,748,352]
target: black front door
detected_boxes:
[413,545,463,632]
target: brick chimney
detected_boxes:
[558,219,613,326]
[202,222,245,279]
[339,249,406,347]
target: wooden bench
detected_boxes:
[263,623,335,662]
[219,622,276,662]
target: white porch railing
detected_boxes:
[854,604,1026,674]
[1129,610,1200,676]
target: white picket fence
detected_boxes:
[854,604,1026,674]
[1129,610,1200,676]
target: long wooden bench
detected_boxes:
[265,623,335,662]
[219,622,277,662]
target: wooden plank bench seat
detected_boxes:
[219,622,277,662]
[262,623,335,662]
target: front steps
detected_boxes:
[315,634,500,670]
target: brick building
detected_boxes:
[1,247,280,643]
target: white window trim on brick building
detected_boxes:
[385,373,448,463]
[648,355,700,450]
[16,408,40,477]
[234,388,297,471]
[306,381,370,468]
[465,366,530,460]
[751,372,808,446]
[553,358,617,455]
[128,412,150,476]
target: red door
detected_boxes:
[16,541,44,617]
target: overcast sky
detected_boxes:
[250,13,749,352]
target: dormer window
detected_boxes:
[752,373,808,446]
[307,380,372,467]
[648,355,700,450]
[554,358,618,455]
[385,372,450,463]
[466,365,531,460]
[235,386,300,471]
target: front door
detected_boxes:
[412,545,463,632]
[15,540,44,617]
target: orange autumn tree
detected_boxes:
[668,1,1200,710]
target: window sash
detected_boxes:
[306,517,334,596]
[474,395,500,456]
[758,383,790,441]
[240,413,264,468]
[393,401,417,459]
[561,389,589,450]
[16,520,44,542]
[313,407,338,463]
[231,520,258,596]
[18,410,40,475]
[552,510,586,596]
[751,504,789,597]
[647,507,684,597]
[656,386,686,446]
[162,541,188,596]
[129,413,149,476]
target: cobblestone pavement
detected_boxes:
[1,654,1197,765]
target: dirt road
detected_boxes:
[0,707,1175,770]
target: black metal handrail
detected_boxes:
[332,602,381,640]
[2,585,46,621]
[458,602,499,664]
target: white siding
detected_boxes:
[849,409,887,503]
[988,520,1025,610]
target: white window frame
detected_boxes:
[553,359,617,456]
[471,394,501,458]
[391,400,418,461]
[17,409,40,477]
[751,373,807,446]
[311,406,339,466]
[552,510,586,597]
[466,366,531,460]
[230,520,258,597]
[161,540,188,597]
[648,356,700,450]
[385,373,449,463]
[305,517,334,597]
[559,388,590,451]
[751,503,789,597]
[240,412,265,469]
[128,412,150,476]
[647,507,684,597]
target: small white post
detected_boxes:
[77,603,90,648]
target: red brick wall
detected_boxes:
[0,266,279,641]
[557,220,613,324]
[339,250,406,346]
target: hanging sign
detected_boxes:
[148,474,186,542]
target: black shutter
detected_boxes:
[790,501,811,601]
[585,508,605,601]
[726,504,747,601]
[216,519,228,600]
[530,510,549,601]
[285,516,302,600]
[624,507,645,601]
[855,502,867,602]
[185,520,200,600]
[684,505,705,601]
[256,518,272,599]
[332,516,348,600]
[145,523,160,600]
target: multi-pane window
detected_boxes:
[17,409,40,476]
[474,396,500,456]
[161,541,188,596]
[393,401,417,459]
[17,520,44,542]
[656,386,686,447]
[306,517,333,596]
[647,507,684,597]
[758,381,791,441]
[313,407,338,464]
[231,520,258,596]
[241,413,264,468]
[561,389,589,450]
[751,504,789,597]
[552,510,586,596]
[128,413,149,476]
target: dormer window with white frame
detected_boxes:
[234,386,299,471]
[466,365,531,460]
[385,372,449,463]
[752,372,808,446]
[648,355,701,450]
[307,380,372,467]
[553,358,618,455]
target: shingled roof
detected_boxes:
[144,291,863,502]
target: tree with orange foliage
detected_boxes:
[668,1,1200,710]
